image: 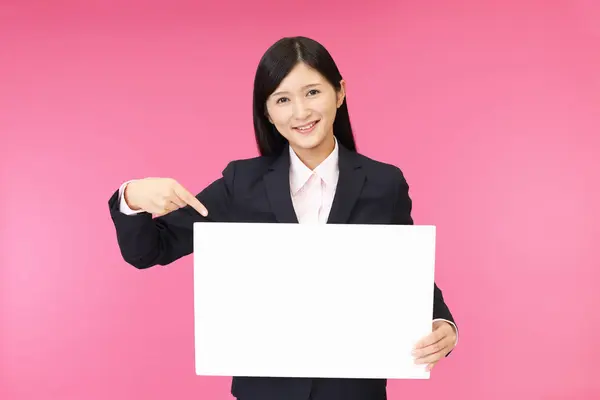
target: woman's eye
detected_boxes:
[307,89,320,96]
[276,97,289,104]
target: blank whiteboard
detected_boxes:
[193,222,436,379]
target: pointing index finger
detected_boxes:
[174,184,208,217]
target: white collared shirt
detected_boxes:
[288,138,339,224]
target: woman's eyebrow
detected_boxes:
[271,83,322,97]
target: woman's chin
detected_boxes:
[289,132,336,154]
[289,135,323,150]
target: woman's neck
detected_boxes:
[292,135,335,170]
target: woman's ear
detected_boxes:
[337,80,346,108]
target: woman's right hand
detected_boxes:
[123,178,208,217]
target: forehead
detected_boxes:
[275,63,326,91]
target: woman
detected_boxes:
[108,36,458,400]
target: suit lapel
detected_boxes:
[263,142,365,224]
[327,144,365,224]
[263,148,299,223]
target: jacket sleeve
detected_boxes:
[391,167,458,340]
[108,161,236,269]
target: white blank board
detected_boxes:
[193,222,436,379]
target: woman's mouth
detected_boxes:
[293,120,320,134]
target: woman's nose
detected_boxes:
[292,100,311,120]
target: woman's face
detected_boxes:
[265,62,345,162]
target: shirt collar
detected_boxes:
[289,137,340,195]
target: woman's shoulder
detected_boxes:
[217,154,279,190]
[354,151,408,182]
[222,153,276,175]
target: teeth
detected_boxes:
[296,121,316,130]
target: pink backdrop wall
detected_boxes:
[2,1,599,399]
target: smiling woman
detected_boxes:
[108,36,458,400]
[252,37,354,170]
[263,63,345,169]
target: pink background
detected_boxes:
[2,0,600,399]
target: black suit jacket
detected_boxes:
[108,143,456,400]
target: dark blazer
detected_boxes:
[108,143,456,400]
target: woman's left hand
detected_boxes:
[412,320,457,371]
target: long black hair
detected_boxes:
[252,36,357,157]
